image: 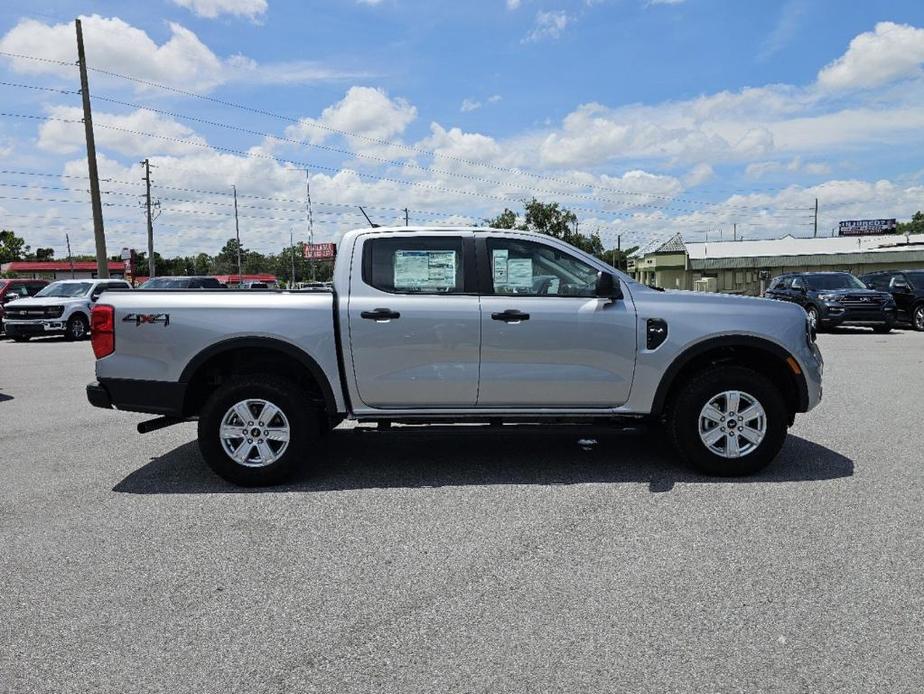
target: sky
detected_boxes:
[0,0,923,258]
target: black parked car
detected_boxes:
[860,270,924,331]
[138,276,225,289]
[765,271,896,333]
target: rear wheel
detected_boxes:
[12,335,30,342]
[913,304,924,332]
[666,366,788,476]
[197,374,320,486]
[65,313,89,341]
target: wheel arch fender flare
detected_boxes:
[650,335,809,416]
[179,336,338,415]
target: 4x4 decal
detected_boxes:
[123,313,170,326]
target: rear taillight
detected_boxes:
[91,304,114,358]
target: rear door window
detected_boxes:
[363,236,466,294]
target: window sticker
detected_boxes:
[493,249,509,285]
[393,250,457,291]
[506,258,533,290]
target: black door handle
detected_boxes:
[361,308,400,321]
[491,309,530,322]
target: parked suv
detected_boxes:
[138,276,225,289]
[765,271,896,332]
[0,279,48,335]
[860,270,924,331]
[3,278,131,341]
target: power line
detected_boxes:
[0,61,819,212]
[0,112,817,227]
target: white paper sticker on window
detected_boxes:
[492,249,509,286]
[507,258,533,290]
[394,250,457,291]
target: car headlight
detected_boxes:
[818,293,840,302]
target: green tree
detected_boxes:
[33,247,55,261]
[486,199,608,259]
[0,230,29,264]
[897,211,924,235]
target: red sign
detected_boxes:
[304,242,336,260]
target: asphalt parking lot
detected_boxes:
[1,330,922,693]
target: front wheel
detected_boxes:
[805,305,820,332]
[666,366,788,476]
[12,335,30,342]
[65,314,89,341]
[873,321,894,334]
[197,374,321,486]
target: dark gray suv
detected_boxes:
[765,271,896,332]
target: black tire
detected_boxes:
[873,322,894,334]
[12,335,30,342]
[805,305,821,332]
[65,313,89,341]
[912,304,924,332]
[197,374,320,486]
[666,365,788,476]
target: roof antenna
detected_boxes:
[358,206,380,228]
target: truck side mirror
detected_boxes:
[596,272,623,301]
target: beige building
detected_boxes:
[629,233,924,295]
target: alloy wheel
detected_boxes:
[698,390,767,459]
[219,398,291,467]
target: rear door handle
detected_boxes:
[491,309,530,323]
[361,308,400,321]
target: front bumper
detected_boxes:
[820,304,895,326]
[4,319,66,336]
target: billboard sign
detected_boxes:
[838,219,897,236]
[303,242,336,260]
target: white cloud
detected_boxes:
[461,98,482,112]
[284,87,417,160]
[746,157,831,179]
[488,94,503,103]
[758,0,806,60]
[817,22,924,91]
[38,106,208,156]
[523,10,572,43]
[507,0,522,9]
[0,15,361,92]
[683,163,714,187]
[171,0,268,20]
[646,0,685,5]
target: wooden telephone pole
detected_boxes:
[142,158,155,278]
[75,18,108,278]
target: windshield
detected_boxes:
[805,274,866,290]
[35,281,92,298]
[139,277,187,288]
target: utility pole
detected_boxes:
[289,228,296,288]
[65,233,75,279]
[814,198,820,237]
[733,223,737,241]
[404,207,409,226]
[616,234,622,271]
[142,158,155,278]
[75,18,108,278]
[305,170,315,282]
[232,185,242,285]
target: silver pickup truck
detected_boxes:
[87,227,823,486]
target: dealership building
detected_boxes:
[1,260,126,281]
[628,233,924,295]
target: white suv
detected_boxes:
[3,279,131,341]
